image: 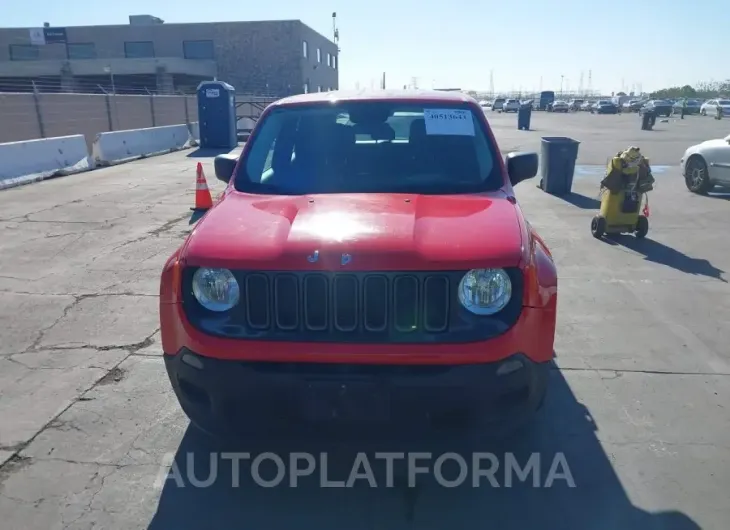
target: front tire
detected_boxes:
[635,216,649,239]
[685,156,713,194]
[591,215,606,238]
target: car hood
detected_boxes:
[183,192,525,271]
[695,138,730,149]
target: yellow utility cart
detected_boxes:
[591,147,654,239]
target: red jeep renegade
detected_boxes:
[160,90,557,438]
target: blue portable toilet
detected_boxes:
[197,81,237,149]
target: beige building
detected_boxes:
[0,15,339,97]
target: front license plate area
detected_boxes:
[301,382,391,422]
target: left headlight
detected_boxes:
[192,268,240,312]
[458,268,512,315]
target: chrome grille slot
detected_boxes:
[274,274,298,330]
[333,275,358,332]
[423,276,449,332]
[363,275,388,332]
[393,275,419,332]
[303,274,328,331]
[245,274,270,329]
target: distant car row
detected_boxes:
[478,97,730,118]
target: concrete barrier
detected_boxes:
[0,135,92,190]
[92,124,196,166]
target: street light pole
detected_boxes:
[103,65,115,95]
[560,75,564,96]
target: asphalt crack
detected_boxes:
[102,212,192,256]
[0,327,160,476]
[555,366,730,377]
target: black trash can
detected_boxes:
[640,109,655,130]
[517,104,532,130]
[540,137,580,195]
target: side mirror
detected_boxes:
[213,154,238,183]
[506,151,538,186]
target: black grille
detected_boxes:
[182,269,523,344]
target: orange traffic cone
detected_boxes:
[191,162,213,211]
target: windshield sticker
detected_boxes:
[423,109,475,136]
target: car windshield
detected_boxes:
[235,101,502,195]
[719,100,730,105]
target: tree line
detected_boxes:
[650,80,730,100]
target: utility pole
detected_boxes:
[587,70,592,96]
[332,12,340,52]
[489,70,494,98]
[381,72,386,89]
[578,71,584,96]
[560,75,564,96]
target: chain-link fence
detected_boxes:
[0,78,278,148]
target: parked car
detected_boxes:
[672,99,701,115]
[700,99,730,117]
[502,99,521,112]
[641,100,672,117]
[160,90,557,440]
[479,100,492,110]
[492,97,506,111]
[592,100,619,114]
[580,101,594,111]
[568,99,584,111]
[551,100,570,113]
[622,100,644,113]
[680,133,730,193]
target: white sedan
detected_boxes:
[700,99,730,117]
[680,134,730,194]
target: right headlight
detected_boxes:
[458,268,512,315]
[192,267,240,312]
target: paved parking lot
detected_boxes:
[1,111,729,529]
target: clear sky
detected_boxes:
[2,0,724,94]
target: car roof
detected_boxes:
[273,89,474,107]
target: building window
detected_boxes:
[317,48,321,63]
[9,44,39,61]
[333,55,337,69]
[124,41,155,58]
[326,53,331,67]
[303,83,309,94]
[183,40,214,60]
[67,43,96,60]
[302,40,308,58]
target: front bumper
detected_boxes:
[164,349,550,434]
